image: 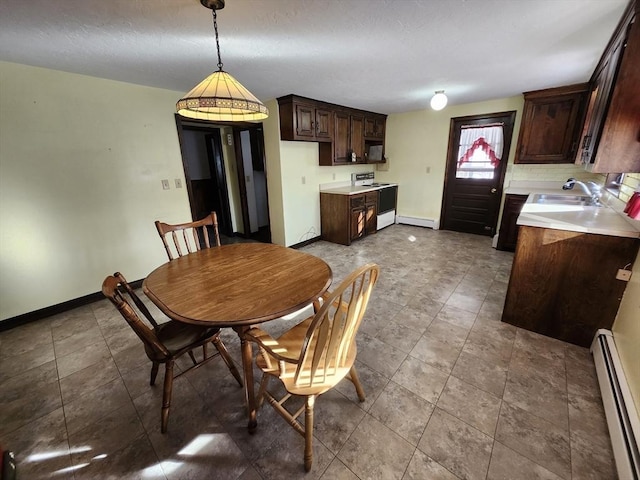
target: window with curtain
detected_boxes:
[456,124,504,179]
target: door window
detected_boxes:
[456,125,504,179]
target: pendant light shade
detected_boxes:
[430,90,448,111]
[176,0,268,122]
[176,70,268,121]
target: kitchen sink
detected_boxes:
[531,193,603,207]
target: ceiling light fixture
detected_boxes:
[430,90,448,111]
[176,0,268,122]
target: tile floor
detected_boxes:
[0,225,616,479]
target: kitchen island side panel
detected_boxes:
[320,192,350,245]
[502,225,640,347]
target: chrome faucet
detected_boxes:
[562,178,602,204]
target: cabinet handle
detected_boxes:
[490,188,497,194]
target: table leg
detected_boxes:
[234,326,257,433]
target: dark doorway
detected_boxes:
[233,126,271,243]
[174,115,271,243]
[441,111,516,236]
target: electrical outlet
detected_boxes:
[227,133,233,146]
[302,176,306,185]
[332,173,336,180]
[161,179,170,190]
[616,269,632,281]
[175,178,182,188]
[426,166,431,174]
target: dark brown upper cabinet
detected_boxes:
[364,114,385,140]
[278,95,333,142]
[514,83,588,164]
[277,94,386,166]
[576,1,639,173]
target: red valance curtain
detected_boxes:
[457,125,504,167]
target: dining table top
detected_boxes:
[142,242,333,327]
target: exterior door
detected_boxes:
[441,111,516,236]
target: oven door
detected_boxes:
[377,185,397,230]
[378,185,397,214]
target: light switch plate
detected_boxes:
[616,269,632,281]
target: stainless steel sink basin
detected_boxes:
[531,193,603,207]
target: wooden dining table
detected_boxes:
[142,242,332,432]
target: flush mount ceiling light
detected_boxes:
[430,90,448,111]
[176,0,268,122]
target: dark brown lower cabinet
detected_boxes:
[502,226,639,347]
[321,192,377,245]
[497,194,528,251]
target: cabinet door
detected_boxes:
[364,117,376,138]
[350,207,365,241]
[496,194,528,251]
[294,103,316,139]
[578,41,623,166]
[350,114,365,162]
[333,112,350,164]
[515,87,587,164]
[315,108,333,140]
[591,13,640,172]
[365,202,377,234]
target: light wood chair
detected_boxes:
[102,272,242,433]
[246,263,379,471]
[155,211,221,261]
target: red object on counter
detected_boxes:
[625,192,640,219]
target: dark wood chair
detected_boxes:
[102,272,242,433]
[155,211,221,261]
[246,263,379,471]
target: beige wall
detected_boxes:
[612,249,640,414]
[262,99,372,247]
[0,61,192,320]
[382,96,601,225]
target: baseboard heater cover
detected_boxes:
[395,216,438,229]
[591,329,640,480]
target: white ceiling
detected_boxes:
[0,0,629,114]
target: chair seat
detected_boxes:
[256,316,357,396]
[155,321,219,354]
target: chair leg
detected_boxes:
[304,395,315,472]
[256,373,271,409]
[349,365,366,402]
[161,361,174,434]
[150,362,159,386]
[188,350,197,365]
[211,337,243,386]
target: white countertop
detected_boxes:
[517,192,640,239]
[320,183,398,195]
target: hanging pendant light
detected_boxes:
[176,0,268,122]
[430,90,448,111]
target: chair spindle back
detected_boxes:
[155,211,221,261]
[294,263,379,387]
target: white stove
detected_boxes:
[351,173,397,230]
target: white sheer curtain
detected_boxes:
[457,125,504,167]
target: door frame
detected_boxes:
[232,125,271,240]
[440,110,516,236]
[174,116,233,234]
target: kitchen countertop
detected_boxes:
[517,192,640,239]
[320,183,398,195]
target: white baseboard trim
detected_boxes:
[395,216,438,229]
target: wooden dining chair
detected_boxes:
[155,211,221,261]
[246,263,379,471]
[101,272,242,433]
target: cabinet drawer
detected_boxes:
[351,196,365,208]
[365,192,378,203]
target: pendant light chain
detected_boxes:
[212,9,223,71]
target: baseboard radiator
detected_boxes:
[591,329,640,480]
